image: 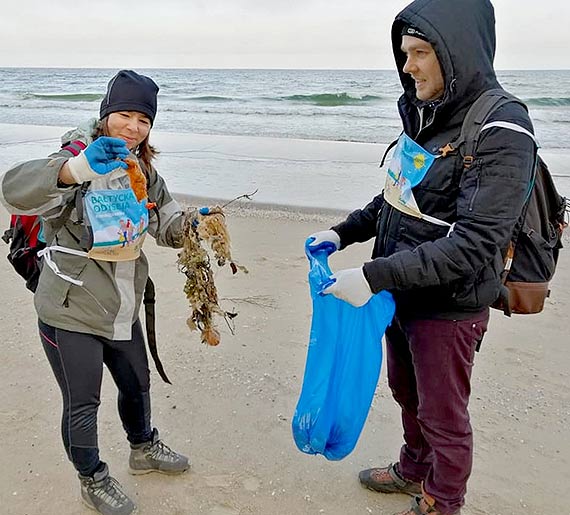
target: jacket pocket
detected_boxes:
[508,228,557,282]
[38,252,88,306]
[459,161,528,219]
[414,154,458,192]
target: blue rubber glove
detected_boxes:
[306,229,341,253]
[67,137,129,184]
[322,266,373,307]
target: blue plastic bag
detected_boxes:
[292,240,395,461]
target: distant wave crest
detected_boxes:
[161,106,389,120]
[185,95,234,102]
[175,93,383,106]
[22,93,103,102]
[525,97,570,107]
[282,93,383,106]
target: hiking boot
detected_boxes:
[79,463,136,515]
[129,428,190,475]
[393,494,461,515]
[359,462,422,496]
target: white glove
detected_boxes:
[307,229,341,252]
[322,266,373,307]
[67,136,129,184]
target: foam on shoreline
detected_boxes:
[2,123,569,210]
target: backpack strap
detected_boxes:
[61,140,87,156]
[441,89,524,167]
[143,276,172,384]
[440,90,539,317]
[74,182,90,225]
[44,139,90,243]
[43,183,90,247]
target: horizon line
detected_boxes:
[1,66,569,72]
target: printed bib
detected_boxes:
[384,133,440,220]
[83,189,148,261]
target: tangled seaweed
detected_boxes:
[177,207,247,346]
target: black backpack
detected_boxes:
[443,89,568,316]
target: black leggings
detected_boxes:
[38,319,152,476]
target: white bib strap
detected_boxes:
[37,245,89,286]
[421,213,451,227]
[420,214,456,237]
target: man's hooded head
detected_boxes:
[392,0,498,111]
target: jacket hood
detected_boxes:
[392,0,500,126]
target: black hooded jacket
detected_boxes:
[332,0,537,319]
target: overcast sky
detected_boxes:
[1,1,568,70]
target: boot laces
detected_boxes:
[147,439,180,463]
[89,476,129,508]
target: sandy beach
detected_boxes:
[1,192,569,515]
[1,123,570,515]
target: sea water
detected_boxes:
[0,68,568,209]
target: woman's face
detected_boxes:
[106,111,152,150]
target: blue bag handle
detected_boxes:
[304,238,336,294]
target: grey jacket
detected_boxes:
[0,125,184,340]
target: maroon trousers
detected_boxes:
[385,310,489,515]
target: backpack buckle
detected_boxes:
[2,228,12,244]
[439,143,456,157]
[463,155,475,168]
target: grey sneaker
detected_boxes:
[79,463,136,515]
[129,428,190,475]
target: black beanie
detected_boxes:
[99,70,159,124]
[401,24,429,42]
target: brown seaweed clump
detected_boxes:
[124,158,147,202]
[177,207,247,346]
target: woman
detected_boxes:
[1,70,189,515]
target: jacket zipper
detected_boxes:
[415,105,438,139]
[468,162,482,212]
[381,204,394,256]
[63,284,109,315]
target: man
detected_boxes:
[308,1,537,514]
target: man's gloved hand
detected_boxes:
[322,266,373,307]
[67,136,129,184]
[307,229,341,253]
